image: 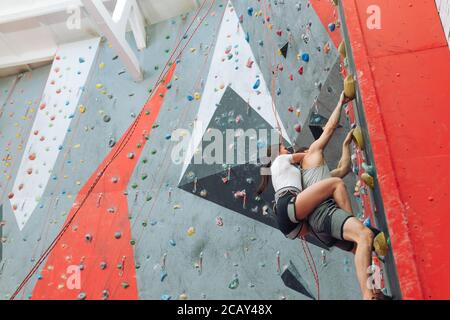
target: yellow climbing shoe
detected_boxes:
[344,74,356,100]
[373,232,389,257]
[352,127,365,150]
[361,172,374,189]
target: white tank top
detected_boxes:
[270,154,303,192]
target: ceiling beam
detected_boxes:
[81,0,145,81]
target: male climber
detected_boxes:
[297,91,390,300]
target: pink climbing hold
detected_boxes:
[294,124,302,133]
[7,192,14,199]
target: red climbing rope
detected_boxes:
[9,0,213,300]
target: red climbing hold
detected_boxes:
[298,66,304,75]
[7,192,14,199]
[294,124,302,133]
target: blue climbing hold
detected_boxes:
[301,53,310,62]
[245,32,250,43]
[161,294,172,300]
[79,57,85,63]
[169,239,176,246]
[165,134,172,140]
[187,95,194,101]
[328,23,336,32]
[253,79,260,90]
[247,7,254,16]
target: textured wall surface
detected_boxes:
[0,0,362,300]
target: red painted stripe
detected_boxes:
[310,0,342,48]
[32,64,176,300]
[342,0,450,299]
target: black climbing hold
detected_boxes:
[280,42,289,59]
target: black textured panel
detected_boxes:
[281,260,315,300]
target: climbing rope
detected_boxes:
[9,0,212,300]
[260,0,321,300]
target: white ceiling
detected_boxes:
[0,0,199,77]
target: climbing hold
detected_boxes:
[114,231,122,239]
[77,292,87,300]
[79,57,85,64]
[280,43,289,58]
[179,293,188,300]
[343,74,356,100]
[373,232,389,257]
[187,227,196,237]
[7,192,14,199]
[127,152,135,159]
[95,83,103,89]
[352,127,365,150]
[100,261,107,270]
[79,105,86,113]
[294,124,302,133]
[247,7,254,16]
[216,216,223,227]
[85,233,93,242]
[301,53,310,62]
[101,290,109,300]
[169,239,176,247]
[253,79,260,90]
[194,92,201,100]
[298,66,304,75]
[362,162,375,177]
[103,114,111,123]
[338,41,346,59]
[328,23,336,32]
[228,277,239,289]
[361,173,374,189]
[161,294,171,300]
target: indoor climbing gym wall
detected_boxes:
[0,0,383,300]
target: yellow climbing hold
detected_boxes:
[96,83,103,89]
[99,62,106,70]
[194,92,201,100]
[352,127,365,150]
[79,105,86,113]
[374,232,389,257]
[344,74,356,100]
[338,41,346,59]
[361,173,374,189]
[179,293,188,300]
[187,227,196,237]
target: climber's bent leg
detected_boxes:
[342,217,375,300]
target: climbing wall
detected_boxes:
[0,0,363,300]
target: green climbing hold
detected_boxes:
[229,278,239,290]
[141,173,148,180]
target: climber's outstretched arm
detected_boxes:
[309,92,346,153]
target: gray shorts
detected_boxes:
[308,198,355,252]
